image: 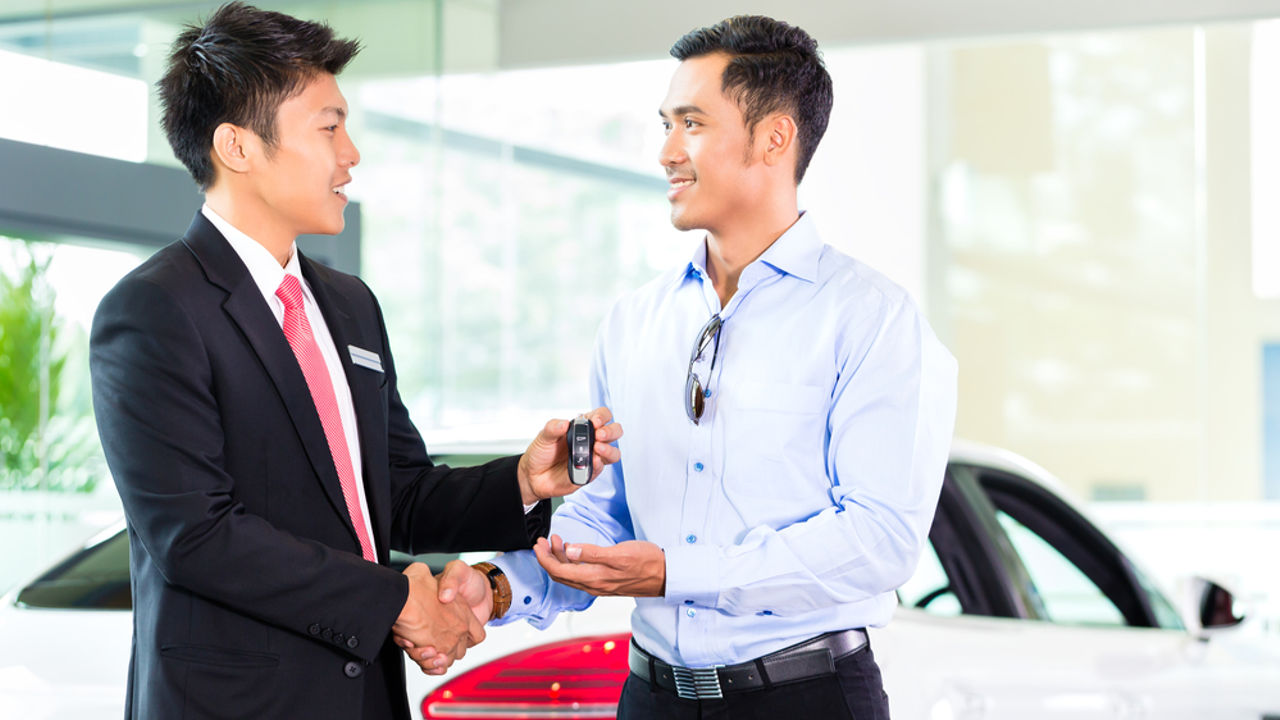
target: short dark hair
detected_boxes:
[157,2,361,189]
[671,16,832,184]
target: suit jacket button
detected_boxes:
[308,624,321,636]
[333,633,345,646]
[343,661,363,678]
[346,636,359,649]
[322,628,333,641]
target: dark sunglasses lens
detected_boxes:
[686,372,704,424]
[686,315,720,424]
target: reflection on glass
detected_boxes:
[1251,21,1280,299]
[897,541,963,616]
[0,48,147,161]
[997,511,1126,626]
[16,526,131,610]
[0,237,142,493]
[935,30,1200,501]
[353,65,686,442]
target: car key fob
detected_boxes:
[566,415,594,485]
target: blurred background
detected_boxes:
[1,0,1278,637]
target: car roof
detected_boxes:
[949,439,1080,502]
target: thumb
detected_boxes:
[538,417,570,445]
[565,542,603,563]
[437,560,471,603]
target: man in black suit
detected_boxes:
[88,3,620,718]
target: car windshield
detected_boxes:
[16,528,131,610]
[13,527,475,611]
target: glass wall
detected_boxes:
[0,235,145,586]
[1,1,1278,630]
[352,62,684,441]
[930,30,1203,502]
[927,24,1280,631]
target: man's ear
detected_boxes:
[210,122,253,176]
[760,113,798,171]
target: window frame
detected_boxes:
[973,466,1173,629]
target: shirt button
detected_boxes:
[685,534,697,544]
[523,596,533,605]
[694,462,704,472]
[686,608,697,618]
[703,388,712,398]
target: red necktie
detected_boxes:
[276,274,377,562]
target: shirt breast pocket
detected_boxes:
[720,381,831,504]
[727,381,828,414]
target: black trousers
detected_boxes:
[617,643,890,720]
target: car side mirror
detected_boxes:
[1191,576,1244,630]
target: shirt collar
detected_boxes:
[201,204,311,304]
[683,211,823,284]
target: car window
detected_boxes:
[390,551,491,573]
[898,540,963,616]
[16,528,131,610]
[13,457,521,611]
[1131,563,1185,630]
[977,467,1182,630]
[995,510,1126,626]
[897,466,1032,619]
[17,532,475,611]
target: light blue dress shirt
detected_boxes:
[493,212,958,668]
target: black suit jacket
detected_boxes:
[90,213,548,719]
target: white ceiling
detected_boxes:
[498,0,1280,67]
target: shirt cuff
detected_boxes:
[522,501,538,514]
[663,544,721,610]
[488,551,554,628]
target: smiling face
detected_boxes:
[658,53,766,234]
[244,72,359,239]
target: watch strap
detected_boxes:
[472,561,512,621]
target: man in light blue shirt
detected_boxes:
[428,15,957,719]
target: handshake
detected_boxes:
[389,408,627,675]
[390,532,669,675]
[390,560,496,675]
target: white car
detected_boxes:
[2,441,1277,719]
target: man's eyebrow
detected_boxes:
[659,105,705,119]
[319,107,347,121]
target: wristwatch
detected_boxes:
[471,562,512,621]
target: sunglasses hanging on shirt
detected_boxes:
[684,314,722,424]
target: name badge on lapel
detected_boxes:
[348,345,384,373]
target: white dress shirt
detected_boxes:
[202,204,378,559]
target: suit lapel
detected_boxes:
[300,254,393,561]
[179,213,363,552]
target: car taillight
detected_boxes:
[421,632,632,719]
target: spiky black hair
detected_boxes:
[157,2,361,189]
[671,16,833,184]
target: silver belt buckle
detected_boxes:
[672,665,724,700]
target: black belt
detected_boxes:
[628,628,869,700]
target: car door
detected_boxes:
[879,461,1153,720]
[876,463,1055,720]
[878,460,1236,720]
[964,463,1229,720]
